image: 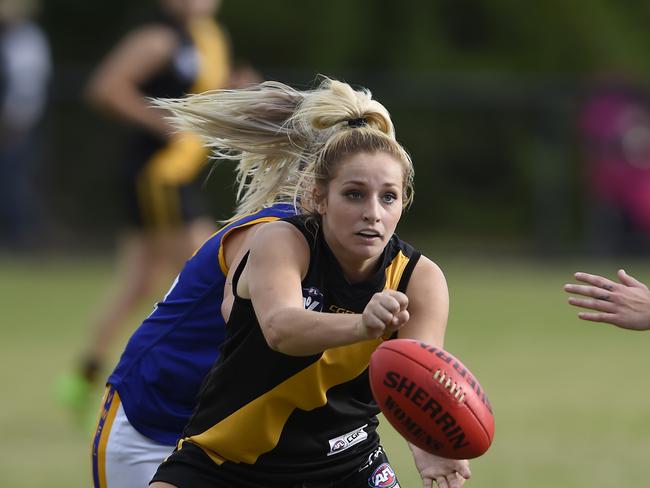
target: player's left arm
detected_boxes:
[397,256,449,347]
[397,256,471,488]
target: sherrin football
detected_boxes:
[369,339,494,459]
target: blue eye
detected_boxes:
[382,193,397,203]
[345,191,362,200]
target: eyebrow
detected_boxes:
[341,179,400,188]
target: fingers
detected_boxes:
[448,472,467,488]
[567,296,616,313]
[565,272,623,309]
[392,309,410,327]
[564,283,613,301]
[434,477,448,488]
[428,460,470,488]
[383,289,409,311]
[361,291,410,339]
[577,311,618,323]
[433,472,466,488]
[456,461,472,480]
[572,272,617,291]
[372,291,408,322]
[618,269,647,289]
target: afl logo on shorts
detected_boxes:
[368,463,399,488]
[302,286,324,312]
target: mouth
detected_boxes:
[356,230,382,240]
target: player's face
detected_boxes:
[317,151,404,273]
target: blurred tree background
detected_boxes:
[36,0,650,253]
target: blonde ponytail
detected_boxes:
[152,76,413,222]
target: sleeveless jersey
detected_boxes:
[107,203,297,445]
[139,13,229,99]
[123,13,231,228]
[180,215,421,484]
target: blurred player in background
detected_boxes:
[149,78,471,488]
[0,0,51,249]
[57,0,239,425]
[564,269,650,331]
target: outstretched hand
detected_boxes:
[564,269,650,330]
[409,443,471,488]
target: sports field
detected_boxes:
[1,251,649,487]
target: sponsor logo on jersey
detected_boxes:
[302,286,324,312]
[327,424,368,456]
[368,463,398,488]
[328,304,354,314]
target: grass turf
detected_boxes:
[1,252,649,487]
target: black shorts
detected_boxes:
[150,442,402,488]
[124,172,208,230]
[122,132,210,230]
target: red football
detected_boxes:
[369,339,494,459]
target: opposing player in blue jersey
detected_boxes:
[90,85,302,485]
[149,78,471,488]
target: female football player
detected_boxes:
[149,77,471,488]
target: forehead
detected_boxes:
[331,152,404,186]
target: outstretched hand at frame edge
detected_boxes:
[564,269,650,331]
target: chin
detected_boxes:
[351,243,384,260]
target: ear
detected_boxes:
[312,186,327,215]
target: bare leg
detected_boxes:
[81,218,215,376]
[81,230,166,373]
[56,220,217,427]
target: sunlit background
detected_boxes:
[2,1,650,486]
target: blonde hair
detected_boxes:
[153,77,414,222]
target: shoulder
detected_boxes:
[406,255,448,297]
[248,220,312,279]
[252,220,310,250]
[413,254,444,277]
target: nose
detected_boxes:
[362,199,381,223]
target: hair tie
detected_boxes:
[346,117,367,128]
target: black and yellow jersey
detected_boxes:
[122,12,230,229]
[179,215,421,484]
[139,13,229,99]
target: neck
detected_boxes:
[322,233,381,284]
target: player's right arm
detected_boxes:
[85,25,177,138]
[239,221,406,355]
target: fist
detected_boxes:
[359,289,409,339]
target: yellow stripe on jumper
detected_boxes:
[137,134,208,227]
[188,337,382,465]
[384,250,410,290]
[186,251,412,465]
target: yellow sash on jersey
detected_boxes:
[185,251,412,465]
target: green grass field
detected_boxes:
[1,251,649,487]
